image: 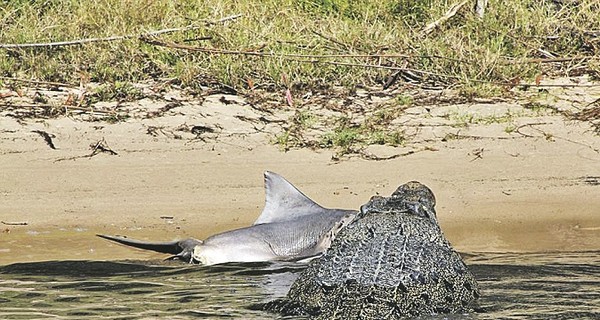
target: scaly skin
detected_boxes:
[266,181,479,319]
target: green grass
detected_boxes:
[445,110,520,127]
[274,109,318,151]
[318,115,406,156]
[91,82,144,102]
[1,0,598,95]
[274,105,407,155]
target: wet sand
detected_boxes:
[1,82,599,265]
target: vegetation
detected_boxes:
[91,82,144,102]
[0,0,598,94]
[275,106,407,155]
[1,0,598,156]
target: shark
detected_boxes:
[97,171,357,265]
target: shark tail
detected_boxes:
[97,234,191,255]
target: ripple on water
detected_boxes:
[0,253,598,319]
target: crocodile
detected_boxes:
[263,181,479,319]
[98,171,356,265]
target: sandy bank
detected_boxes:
[1,82,599,265]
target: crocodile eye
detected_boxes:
[359,204,369,214]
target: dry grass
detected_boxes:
[0,0,598,96]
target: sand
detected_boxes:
[1,78,599,265]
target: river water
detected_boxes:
[0,251,598,319]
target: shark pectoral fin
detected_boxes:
[165,249,198,264]
[254,171,324,225]
[172,238,203,263]
[96,234,201,256]
[292,254,322,263]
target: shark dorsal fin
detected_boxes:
[253,171,323,225]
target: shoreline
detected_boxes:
[1,140,599,265]
[1,82,599,265]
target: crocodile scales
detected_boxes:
[264,181,480,319]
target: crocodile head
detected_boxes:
[359,181,437,222]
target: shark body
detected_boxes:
[98,171,356,265]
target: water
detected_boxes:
[0,252,598,319]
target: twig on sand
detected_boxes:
[422,0,468,35]
[516,122,599,153]
[1,221,28,226]
[89,138,118,156]
[360,149,416,161]
[54,138,118,162]
[0,14,241,49]
[359,146,437,161]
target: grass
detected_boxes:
[0,0,598,95]
[274,109,317,151]
[2,1,598,156]
[445,110,519,127]
[275,104,407,155]
[319,114,406,156]
[91,82,144,102]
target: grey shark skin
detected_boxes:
[97,171,356,265]
[263,181,479,319]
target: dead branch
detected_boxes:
[54,138,118,162]
[359,146,439,161]
[505,56,596,64]
[514,122,552,138]
[0,14,241,49]
[1,103,55,109]
[1,35,132,49]
[1,221,28,226]
[89,138,118,156]
[0,76,73,87]
[141,38,411,59]
[157,38,598,64]
[141,38,600,89]
[422,0,468,35]
[360,149,416,161]
[1,103,116,115]
[304,60,459,81]
[469,148,485,162]
[515,82,600,88]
